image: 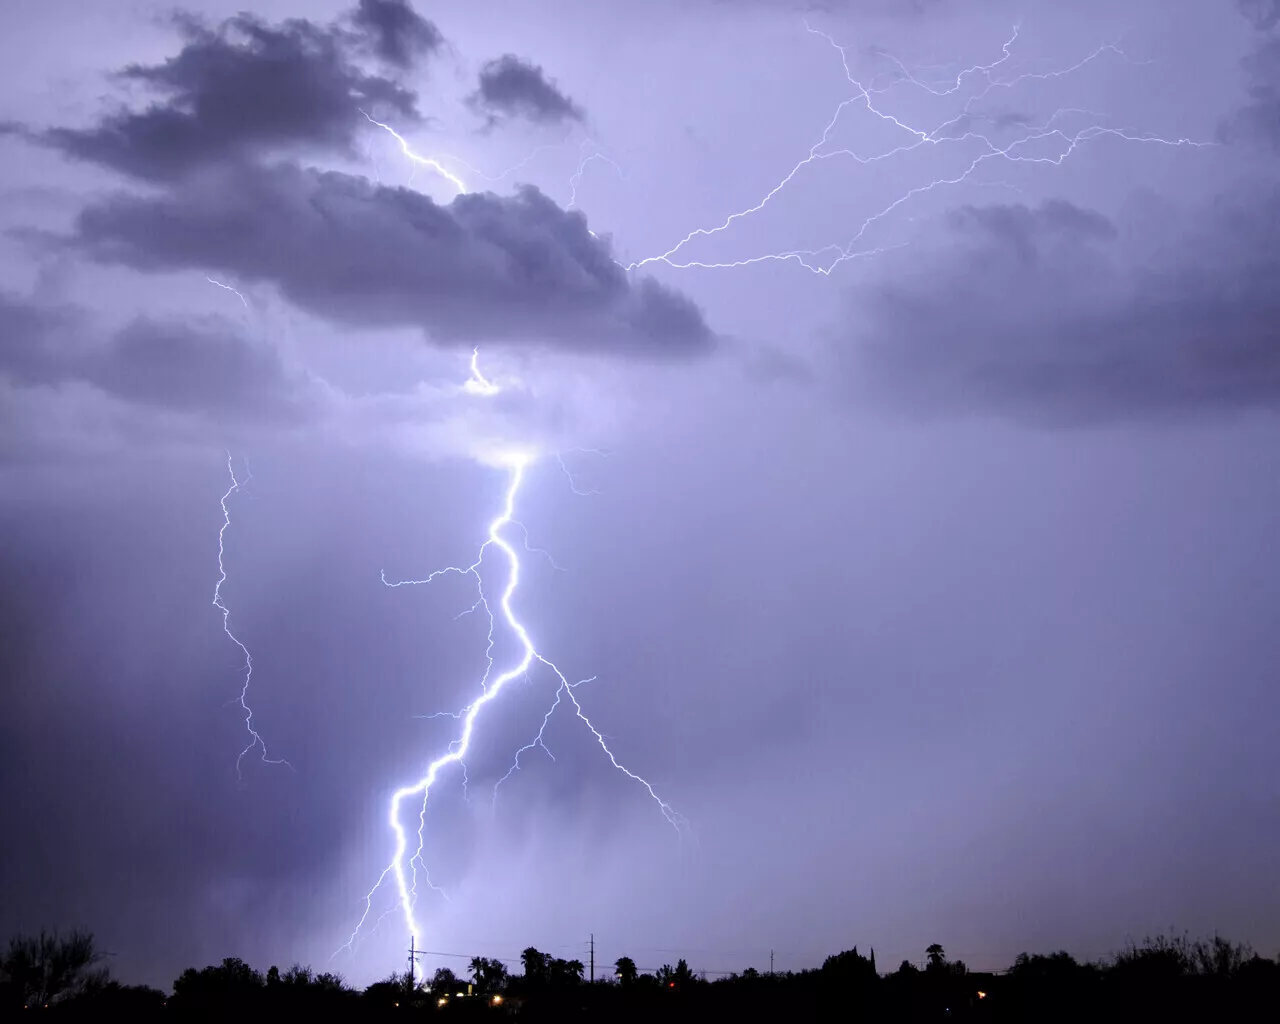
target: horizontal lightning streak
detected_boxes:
[629,22,1211,276]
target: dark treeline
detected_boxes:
[4,928,1279,1021]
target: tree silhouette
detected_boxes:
[2,929,102,1009]
[521,947,548,985]
[430,966,459,992]
[614,956,638,984]
[363,971,415,1006]
[14,928,1280,1019]
[171,957,265,1014]
[469,956,508,994]
[548,957,585,986]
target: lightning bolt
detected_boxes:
[360,109,469,194]
[567,140,625,211]
[463,346,500,396]
[206,276,248,308]
[213,453,291,782]
[629,21,1212,276]
[361,108,622,216]
[340,358,684,954]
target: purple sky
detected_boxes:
[2,0,1278,991]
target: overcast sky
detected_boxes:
[2,0,1278,990]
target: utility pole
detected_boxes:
[407,935,423,991]
[589,933,595,983]
[770,949,774,976]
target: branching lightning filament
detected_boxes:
[630,22,1212,275]
[213,453,291,781]
[344,454,684,950]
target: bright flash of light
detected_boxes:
[361,108,622,215]
[213,453,291,781]
[360,109,469,194]
[463,347,501,396]
[342,370,684,950]
[630,22,1212,276]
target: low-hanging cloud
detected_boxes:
[1219,30,1280,151]
[27,8,422,182]
[68,163,713,357]
[468,54,586,127]
[837,192,1280,424]
[0,293,313,423]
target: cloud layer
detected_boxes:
[348,0,444,69]
[69,165,711,356]
[0,293,313,423]
[839,192,1280,424]
[468,54,586,126]
[36,11,422,182]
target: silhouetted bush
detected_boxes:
[7,927,1278,1021]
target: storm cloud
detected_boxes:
[0,293,314,423]
[1219,30,1280,151]
[69,163,712,356]
[838,193,1280,424]
[348,0,444,69]
[468,54,586,126]
[33,9,421,182]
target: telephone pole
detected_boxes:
[407,935,423,990]
[589,933,595,983]
[770,949,774,976]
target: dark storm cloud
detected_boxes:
[68,162,712,356]
[86,316,313,420]
[1219,32,1280,150]
[839,194,1280,423]
[0,292,75,386]
[0,292,311,421]
[1238,0,1280,32]
[31,10,420,182]
[468,55,586,127]
[348,0,444,69]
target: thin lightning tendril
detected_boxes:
[206,276,248,307]
[629,22,1212,275]
[213,453,291,781]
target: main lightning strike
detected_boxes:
[630,22,1211,276]
[213,454,291,781]
[342,359,683,953]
